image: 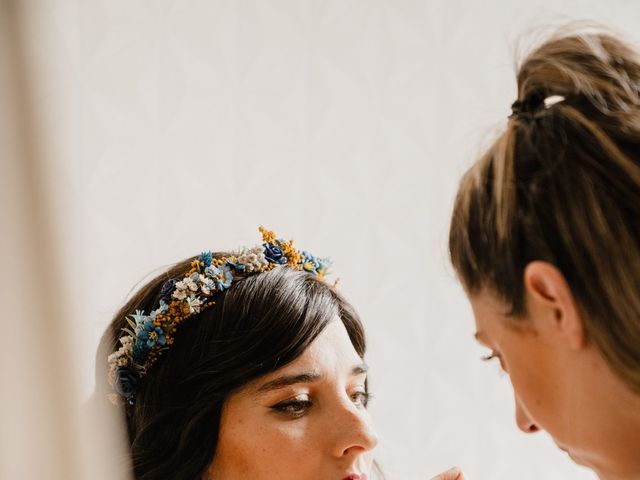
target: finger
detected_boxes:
[430,466,465,480]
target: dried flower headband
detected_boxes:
[107,226,331,404]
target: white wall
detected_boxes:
[26,1,640,479]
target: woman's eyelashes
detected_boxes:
[351,390,371,408]
[482,351,507,372]
[270,388,372,418]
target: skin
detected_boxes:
[467,261,640,480]
[430,467,465,480]
[208,319,378,480]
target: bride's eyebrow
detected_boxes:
[256,371,323,394]
[255,364,369,394]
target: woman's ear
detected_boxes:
[523,261,585,350]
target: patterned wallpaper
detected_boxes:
[24,0,639,478]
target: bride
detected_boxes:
[96,227,378,480]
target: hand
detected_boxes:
[430,466,466,480]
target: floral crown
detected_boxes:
[107,227,331,404]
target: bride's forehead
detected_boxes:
[279,321,362,372]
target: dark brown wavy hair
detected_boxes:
[95,255,367,480]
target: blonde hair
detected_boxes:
[449,27,640,393]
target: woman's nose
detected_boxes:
[332,401,379,458]
[515,394,540,434]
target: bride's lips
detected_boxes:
[342,475,367,480]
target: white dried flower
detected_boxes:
[107,352,119,367]
[184,277,198,291]
[173,288,188,300]
[237,246,269,273]
[108,346,131,369]
[185,295,203,313]
[108,367,117,386]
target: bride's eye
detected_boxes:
[271,396,313,418]
[350,390,371,408]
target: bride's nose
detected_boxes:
[331,400,378,458]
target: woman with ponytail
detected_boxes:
[444,27,640,480]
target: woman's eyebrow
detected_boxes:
[352,363,368,376]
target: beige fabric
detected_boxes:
[0,2,130,479]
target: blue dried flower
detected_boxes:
[317,257,332,275]
[132,341,148,363]
[226,260,245,272]
[263,243,287,264]
[203,265,216,277]
[150,300,168,320]
[213,264,234,291]
[199,251,213,267]
[137,319,167,349]
[114,367,139,399]
[203,264,234,291]
[159,279,178,302]
[301,251,321,275]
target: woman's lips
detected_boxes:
[342,475,367,480]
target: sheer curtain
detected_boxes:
[0,2,129,479]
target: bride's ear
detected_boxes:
[523,261,586,350]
